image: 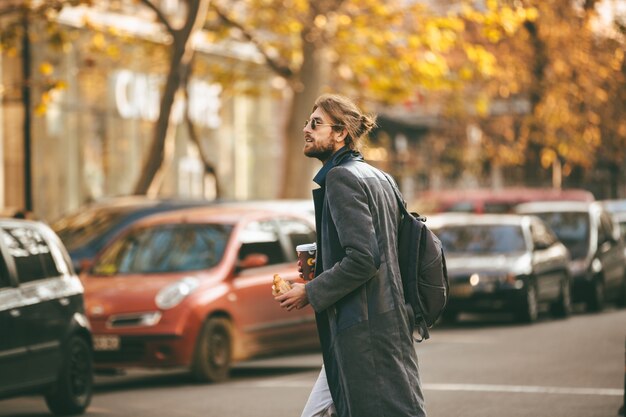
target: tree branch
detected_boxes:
[140,0,175,34]
[181,63,221,198]
[211,3,293,79]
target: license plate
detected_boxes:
[450,284,473,298]
[93,335,120,351]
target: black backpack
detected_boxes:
[385,175,449,341]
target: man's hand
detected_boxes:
[274,282,309,311]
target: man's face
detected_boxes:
[303,108,343,162]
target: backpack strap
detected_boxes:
[382,173,426,221]
[382,173,409,216]
[382,173,430,340]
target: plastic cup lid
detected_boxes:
[296,242,317,252]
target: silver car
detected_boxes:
[428,213,572,323]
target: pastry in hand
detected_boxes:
[272,274,292,296]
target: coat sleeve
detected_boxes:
[306,166,380,313]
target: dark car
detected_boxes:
[51,197,212,272]
[0,219,93,416]
[428,213,572,323]
[81,205,319,382]
[602,199,626,239]
[516,201,626,311]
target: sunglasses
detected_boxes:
[304,118,343,130]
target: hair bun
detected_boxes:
[360,114,377,136]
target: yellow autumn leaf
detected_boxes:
[288,21,302,32]
[484,28,501,43]
[92,33,106,49]
[593,88,608,102]
[106,45,120,58]
[314,15,327,28]
[475,96,489,116]
[39,62,54,76]
[588,112,600,125]
[407,35,421,49]
[459,67,473,80]
[618,123,626,137]
[34,103,47,116]
[498,8,520,35]
[338,14,352,26]
[524,7,539,22]
[540,148,556,169]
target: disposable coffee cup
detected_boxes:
[296,243,317,281]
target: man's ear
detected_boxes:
[335,128,347,143]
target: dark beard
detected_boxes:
[304,141,335,162]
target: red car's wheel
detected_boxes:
[192,317,233,383]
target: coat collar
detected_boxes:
[313,146,364,187]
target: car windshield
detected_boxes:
[92,224,233,275]
[51,206,141,251]
[531,212,590,259]
[436,224,526,255]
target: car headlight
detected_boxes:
[468,273,514,286]
[155,277,200,310]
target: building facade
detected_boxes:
[1,2,287,221]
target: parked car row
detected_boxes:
[1,198,317,415]
[3,194,626,415]
[427,199,626,323]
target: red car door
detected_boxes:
[231,219,317,355]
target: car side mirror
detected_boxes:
[237,253,269,271]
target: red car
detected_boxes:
[81,205,319,382]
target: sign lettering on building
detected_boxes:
[113,70,222,129]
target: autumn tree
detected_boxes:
[1,0,537,202]
[0,0,93,210]
[468,0,626,194]
[208,0,531,198]
[2,1,227,199]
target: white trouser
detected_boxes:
[301,366,337,417]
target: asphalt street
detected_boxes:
[1,307,624,417]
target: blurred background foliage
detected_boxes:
[1,0,625,200]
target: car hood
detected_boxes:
[82,272,215,315]
[445,253,531,275]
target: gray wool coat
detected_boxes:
[305,147,427,417]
